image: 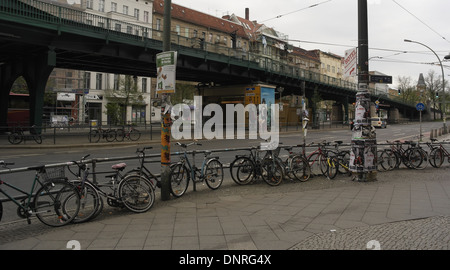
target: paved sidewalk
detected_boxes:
[1,163,450,250]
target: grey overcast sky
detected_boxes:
[174,0,450,88]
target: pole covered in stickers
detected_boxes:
[350,0,377,181]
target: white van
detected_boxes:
[371,117,387,128]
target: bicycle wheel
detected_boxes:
[129,129,141,141]
[430,148,444,168]
[377,150,390,171]
[337,151,350,174]
[230,156,255,185]
[414,149,428,170]
[70,180,101,223]
[8,132,23,144]
[319,154,330,176]
[204,159,224,190]
[118,175,155,213]
[33,180,80,227]
[33,135,43,144]
[407,148,423,169]
[261,158,283,186]
[290,155,311,182]
[169,163,189,197]
[308,152,323,176]
[326,157,339,179]
[89,130,100,143]
[116,129,125,142]
[106,130,117,142]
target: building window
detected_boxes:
[127,26,132,34]
[193,30,198,38]
[142,78,147,93]
[123,5,128,15]
[134,8,139,20]
[65,79,73,88]
[98,0,105,12]
[115,23,121,32]
[111,2,117,12]
[156,19,161,31]
[144,11,149,23]
[113,74,119,90]
[175,25,180,35]
[86,0,93,9]
[185,28,189,38]
[84,72,91,89]
[96,73,103,90]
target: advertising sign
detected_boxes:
[156,51,177,94]
[344,47,357,77]
[57,93,75,101]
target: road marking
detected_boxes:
[5,153,43,158]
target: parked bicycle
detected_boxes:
[324,141,352,179]
[427,139,450,168]
[306,141,332,177]
[116,125,141,142]
[123,147,161,190]
[229,142,284,186]
[0,161,80,227]
[67,154,155,223]
[8,125,42,145]
[170,142,224,197]
[282,145,311,182]
[88,126,117,143]
[382,140,427,170]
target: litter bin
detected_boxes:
[90,120,98,127]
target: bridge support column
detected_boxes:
[0,62,21,131]
[343,97,349,124]
[332,103,344,125]
[389,107,400,124]
[23,50,55,131]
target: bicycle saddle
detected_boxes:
[335,141,343,145]
[112,163,127,170]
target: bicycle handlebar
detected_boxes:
[176,142,202,148]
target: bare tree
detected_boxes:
[396,76,420,104]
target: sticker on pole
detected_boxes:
[156,51,177,94]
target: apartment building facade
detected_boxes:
[152,0,249,55]
[46,0,156,125]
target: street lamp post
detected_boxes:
[404,39,446,125]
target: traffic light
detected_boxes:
[435,91,439,98]
[398,89,401,95]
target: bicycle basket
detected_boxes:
[41,166,66,181]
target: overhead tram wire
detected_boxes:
[286,39,447,56]
[392,0,450,44]
[261,0,333,23]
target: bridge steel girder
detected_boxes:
[0,0,422,128]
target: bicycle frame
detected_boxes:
[0,172,41,219]
[180,150,209,182]
[134,147,160,188]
